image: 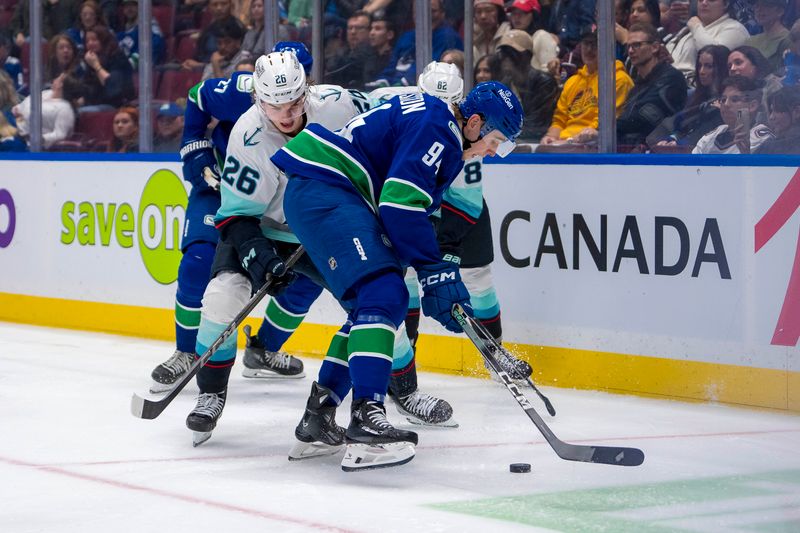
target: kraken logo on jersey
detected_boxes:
[328,257,337,270]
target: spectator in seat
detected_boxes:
[549,0,598,52]
[116,0,166,67]
[509,0,559,72]
[440,48,465,75]
[474,54,493,83]
[0,70,19,122]
[108,106,139,153]
[201,18,250,81]
[649,44,729,149]
[756,85,800,153]
[12,73,81,149]
[664,0,749,81]
[0,32,23,93]
[541,24,635,145]
[363,15,397,84]
[693,75,773,153]
[370,0,462,87]
[618,22,688,148]
[153,101,185,153]
[45,34,83,84]
[11,0,80,47]
[784,21,800,86]
[490,29,560,140]
[66,0,108,51]
[78,26,135,109]
[473,0,511,63]
[183,0,246,70]
[659,0,690,37]
[728,45,784,115]
[747,0,792,74]
[0,112,27,152]
[617,0,662,56]
[241,0,290,59]
[327,11,374,88]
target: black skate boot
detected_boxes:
[241,325,305,379]
[392,390,457,427]
[288,382,346,460]
[341,398,418,472]
[150,350,195,393]
[186,389,227,447]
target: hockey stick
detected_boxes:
[130,246,305,420]
[452,304,645,467]
[463,309,556,416]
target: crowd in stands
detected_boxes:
[0,0,798,154]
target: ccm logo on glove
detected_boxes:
[420,270,457,287]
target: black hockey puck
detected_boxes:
[509,463,531,473]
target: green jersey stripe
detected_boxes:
[282,130,377,211]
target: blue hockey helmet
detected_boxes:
[458,81,523,155]
[272,41,313,75]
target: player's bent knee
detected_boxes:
[201,271,252,323]
[353,271,409,328]
[177,242,216,295]
[461,264,494,295]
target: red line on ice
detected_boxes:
[0,455,358,533]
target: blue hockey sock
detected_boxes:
[317,323,352,405]
[175,242,215,353]
[256,275,321,351]
[348,321,395,402]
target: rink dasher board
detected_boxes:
[0,154,797,411]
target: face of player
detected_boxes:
[261,95,306,134]
[463,128,514,160]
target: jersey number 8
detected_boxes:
[221,155,260,195]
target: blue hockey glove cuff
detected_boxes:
[418,258,472,333]
[180,140,219,190]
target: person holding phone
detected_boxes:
[693,75,774,153]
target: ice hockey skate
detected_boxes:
[391,389,458,427]
[150,350,194,393]
[341,398,418,472]
[186,390,226,447]
[288,382,346,460]
[241,325,305,379]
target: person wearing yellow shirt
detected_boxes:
[540,25,634,145]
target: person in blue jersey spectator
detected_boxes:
[116,0,166,68]
[369,0,463,87]
[0,33,24,93]
[271,81,523,471]
[65,0,107,51]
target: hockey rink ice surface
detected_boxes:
[1,322,799,533]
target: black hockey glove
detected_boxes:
[180,140,220,191]
[418,256,472,333]
[239,237,296,296]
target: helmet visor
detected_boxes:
[258,95,307,128]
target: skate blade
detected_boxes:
[288,440,344,461]
[403,415,459,428]
[341,442,415,472]
[241,368,306,379]
[192,431,213,447]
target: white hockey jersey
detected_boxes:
[215,84,368,241]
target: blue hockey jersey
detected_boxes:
[272,92,464,268]
[184,70,254,158]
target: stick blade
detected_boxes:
[130,392,164,420]
[588,445,645,467]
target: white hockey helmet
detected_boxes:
[418,61,464,104]
[253,51,307,106]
